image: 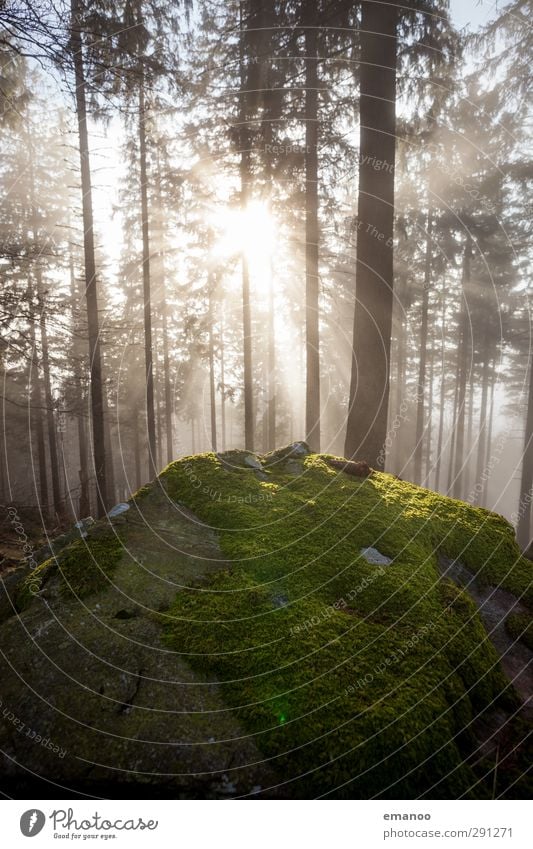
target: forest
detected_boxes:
[0,0,532,803]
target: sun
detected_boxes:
[210,200,275,266]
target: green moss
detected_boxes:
[17,530,124,607]
[57,533,124,597]
[16,557,57,610]
[159,451,530,798]
[505,612,533,651]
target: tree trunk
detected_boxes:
[452,236,472,498]
[155,156,174,465]
[482,363,496,508]
[414,208,432,483]
[102,384,116,506]
[517,352,533,549]
[70,0,108,516]
[434,283,447,491]
[134,408,142,491]
[28,285,49,512]
[208,274,218,452]
[304,3,320,452]
[220,302,227,451]
[424,317,435,486]
[68,242,90,517]
[474,344,490,503]
[240,1,253,451]
[464,366,475,496]
[344,0,398,465]
[138,72,157,478]
[28,141,62,519]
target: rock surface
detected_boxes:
[0,446,531,799]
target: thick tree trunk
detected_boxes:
[304,3,320,452]
[414,208,432,483]
[452,237,472,498]
[138,74,157,478]
[517,352,533,549]
[344,0,398,465]
[70,0,108,516]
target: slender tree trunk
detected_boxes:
[517,352,533,549]
[414,208,432,483]
[156,377,163,471]
[474,344,490,503]
[434,283,447,491]
[240,2,253,450]
[464,366,475,496]
[482,364,496,508]
[345,0,398,465]
[138,72,157,477]
[68,240,90,516]
[134,409,141,491]
[267,257,276,451]
[208,274,218,452]
[424,323,435,485]
[304,3,320,451]
[392,297,405,473]
[102,384,116,506]
[154,153,173,465]
[70,0,108,516]
[27,141,62,519]
[220,303,227,451]
[452,236,472,498]
[447,374,459,494]
[28,285,49,512]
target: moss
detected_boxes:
[17,530,124,606]
[16,557,57,610]
[56,533,124,597]
[505,612,533,651]
[159,451,530,798]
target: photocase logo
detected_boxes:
[20,809,46,837]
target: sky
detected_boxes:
[449,0,500,31]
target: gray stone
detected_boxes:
[360,547,392,566]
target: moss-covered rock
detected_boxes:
[0,448,531,798]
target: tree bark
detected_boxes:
[434,282,447,491]
[452,236,472,498]
[138,72,157,478]
[517,352,533,549]
[414,208,432,483]
[344,0,398,465]
[68,240,90,517]
[474,343,490,504]
[304,2,320,452]
[208,273,218,452]
[70,0,108,516]
[240,1,254,451]
[28,285,49,513]
[155,155,174,465]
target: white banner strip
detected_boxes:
[2,799,531,848]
